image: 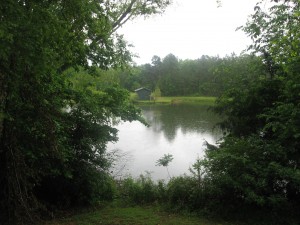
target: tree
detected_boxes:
[156,153,174,179]
[242,0,300,76]
[202,0,300,221]
[160,54,180,96]
[0,0,171,224]
[108,0,171,33]
[189,157,205,188]
[139,63,158,90]
[150,85,161,102]
[118,67,142,91]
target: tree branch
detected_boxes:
[112,0,137,32]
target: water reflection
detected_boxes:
[142,104,222,142]
[107,104,222,180]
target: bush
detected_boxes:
[117,172,170,205]
[34,164,116,210]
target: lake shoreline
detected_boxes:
[133,96,217,106]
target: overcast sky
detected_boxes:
[119,0,259,65]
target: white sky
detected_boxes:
[119,0,259,65]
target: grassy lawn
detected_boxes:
[44,204,231,225]
[132,95,217,106]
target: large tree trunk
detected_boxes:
[0,69,8,224]
[0,67,37,224]
[0,71,5,144]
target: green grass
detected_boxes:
[134,96,217,106]
[44,203,230,225]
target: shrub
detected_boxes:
[118,173,159,204]
[167,176,196,209]
[34,164,116,209]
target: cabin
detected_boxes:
[135,87,151,100]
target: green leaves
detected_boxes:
[243,0,300,76]
[156,154,173,179]
[134,53,264,97]
[202,0,300,219]
[0,0,171,223]
[156,153,174,167]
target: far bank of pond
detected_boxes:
[133,96,217,106]
[107,102,222,180]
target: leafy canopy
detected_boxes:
[0,0,171,224]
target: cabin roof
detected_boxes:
[134,87,151,92]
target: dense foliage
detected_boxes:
[0,0,170,224]
[117,53,265,97]
[203,0,300,223]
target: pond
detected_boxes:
[107,104,223,180]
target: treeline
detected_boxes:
[118,53,266,97]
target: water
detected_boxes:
[107,104,223,180]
